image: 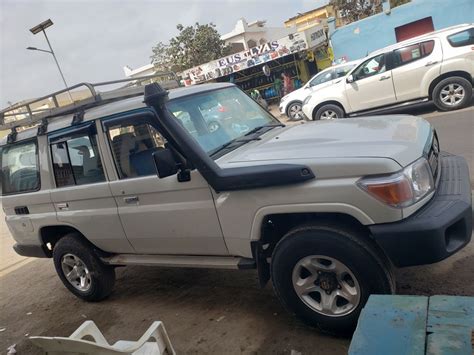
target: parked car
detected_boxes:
[302,24,474,120]
[1,79,471,335]
[279,61,359,120]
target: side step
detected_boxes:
[102,254,256,270]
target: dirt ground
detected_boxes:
[1,105,473,354]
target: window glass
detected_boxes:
[108,123,166,179]
[392,40,435,68]
[0,140,39,194]
[447,28,474,47]
[167,87,278,156]
[51,134,105,187]
[309,70,333,86]
[334,63,357,78]
[353,54,387,80]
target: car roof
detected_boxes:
[0,82,235,146]
[369,23,473,57]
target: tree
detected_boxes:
[151,22,231,72]
[330,0,383,24]
[390,0,410,8]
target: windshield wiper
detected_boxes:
[210,136,262,158]
[244,123,285,137]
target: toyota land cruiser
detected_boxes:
[0,78,471,334]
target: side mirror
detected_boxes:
[153,148,178,178]
[346,75,354,83]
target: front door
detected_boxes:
[102,110,227,255]
[345,53,397,113]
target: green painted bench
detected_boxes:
[349,295,474,355]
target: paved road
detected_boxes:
[0,105,472,354]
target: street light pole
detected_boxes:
[28,19,74,103]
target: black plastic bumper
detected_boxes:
[13,243,49,258]
[369,154,472,267]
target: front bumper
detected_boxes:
[369,154,472,267]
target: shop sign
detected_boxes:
[179,32,308,86]
[305,25,326,49]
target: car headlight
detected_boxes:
[280,95,289,103]
[357,158,434,208]
[303,95,312,105]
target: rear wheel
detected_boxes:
[433,77,472,111]
[314,104,345,120]
[271,224,394,335]
[53,234,115,301]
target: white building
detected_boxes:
[222,18,294,53]
[123,63,155,78]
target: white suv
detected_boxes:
[279,61,358,120]
[303,24,474,120]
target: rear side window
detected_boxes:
[392,40,435,68]
[447,28,474,47]
[50,133,105,187]
[0,140,40,195]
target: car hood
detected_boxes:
[224,115,432,167]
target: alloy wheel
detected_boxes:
[440,83,465,107]
[292,255,361,317]
[320,110,339,120]
[61,253,92,292]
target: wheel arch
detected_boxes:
[39,225,107,257]
[311,100,347,120]
[428,71,474,99]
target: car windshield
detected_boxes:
[167,86,280,156]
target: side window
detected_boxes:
[392,40,435,68]
[447,28,474,47]
[51,134,105,187]
[352,54,387,81]
[334,64,356,79]
[107,122,166,179]
[0,140,40,194]
[309,70,333,86]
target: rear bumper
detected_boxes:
[369,154,472,267]
[13,243,49,258]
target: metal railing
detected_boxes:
[0,72,180,131]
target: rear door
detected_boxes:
[391,39,442,101]
[345,53,396,112]
[0,137,54,244]
[48,122,133,253]
[102,110,227,255]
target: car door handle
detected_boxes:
[124,196,139,204]
[425,61,438,67]
[379,75,391,81]
[57,203,69,211]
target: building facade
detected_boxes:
[221,19,293,54]
[329,0,474,61]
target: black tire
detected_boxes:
[286,101,303,120]
[271,224,394,335]
[314,104,345,120]
[53,233,115,302]
[432,76,472,111]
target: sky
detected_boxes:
[0,0,326,107]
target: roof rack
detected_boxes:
[0,72,180,133]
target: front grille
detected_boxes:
[428,132,440,180]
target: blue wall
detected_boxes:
[330,0,474,61]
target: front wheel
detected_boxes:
[53,234,115,302]
[433,77,472,111]
[287,102,304,120]
[314,104,345,120]
[271,224,394,335]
